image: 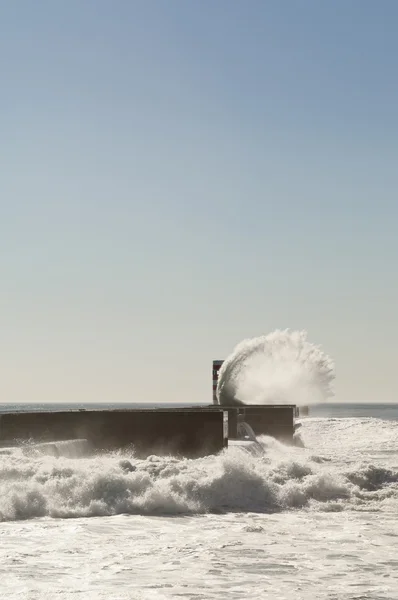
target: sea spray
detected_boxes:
[217,329,335,406]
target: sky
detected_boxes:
[1,0,397,404]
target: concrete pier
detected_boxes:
[236,405,296,443]
[0,409,228,459]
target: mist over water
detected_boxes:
[217,329,335,406]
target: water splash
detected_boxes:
[217,329,335,406]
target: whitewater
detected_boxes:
[1,331,398,599]
[1,409,398,599]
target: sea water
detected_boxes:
[1,402,398,599]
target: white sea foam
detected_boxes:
[0,418,397,522]
[217,329,335,405]
[1,416,398,599]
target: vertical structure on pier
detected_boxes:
[212,360,224,404]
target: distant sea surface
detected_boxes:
[308,402,398,420]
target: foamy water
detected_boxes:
[1,412,398,599]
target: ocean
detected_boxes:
[0,402,398,599]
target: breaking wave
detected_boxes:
[217,329,335,406]
[0,419,397,521]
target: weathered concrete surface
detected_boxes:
[216,387,296,443]
[237,405,296,443]
[0,409,228,458]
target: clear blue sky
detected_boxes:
[1,1,397,403]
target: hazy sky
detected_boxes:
[1,1,397,404]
